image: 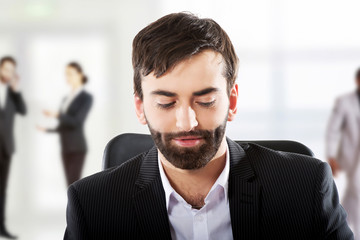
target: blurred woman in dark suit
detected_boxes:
[38,62,93,186]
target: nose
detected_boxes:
[176,105,198,132]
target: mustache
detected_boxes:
[163,129,213,141]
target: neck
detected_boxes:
[71,84,82,92]
[159,137,227,208]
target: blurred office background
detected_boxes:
[1,0,359,238]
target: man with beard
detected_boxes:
[64,13,353,239]
[0,56,26,239]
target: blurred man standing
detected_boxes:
[0,56,26,239]
[326,68,360,238]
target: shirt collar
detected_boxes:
[158,142,230,210]
[71,86,84,97]
[0,81,7,88]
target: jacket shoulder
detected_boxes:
[335,91,356,104]
[81,91,93,101]
[236,143,353,239]
[70,151,146,196]
[243,142,323,179]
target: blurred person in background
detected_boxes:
[0,56,27,239]
[37,62,93,186]
[326,67,360,238]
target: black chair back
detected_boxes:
[102,133,314,170]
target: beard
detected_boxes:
[147,116,228,170]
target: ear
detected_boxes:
[356,78,360,87]
[134,94,147,125]
[227,83,238,122]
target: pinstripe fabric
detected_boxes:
[228,139,261,240]
[132,147,171,239]
[64,138,353,240]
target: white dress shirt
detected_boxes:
[158,143,233,240]
[60,87,84,113]
[0,81,8,109]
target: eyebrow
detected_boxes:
[151,90,177,97]
[193,87,219,96]
[151,87,219,97]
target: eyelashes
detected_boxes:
[157,100,216,110]
[157,102,176,109]
[197,100,216,107]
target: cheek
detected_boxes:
[70,76,77,84]
[196,104,228,128]
[3,70,10,77]
[143,101,176,132]
[196,93,229,125]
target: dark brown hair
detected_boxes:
[356,67,360,81]
[68,62,88,84]
[132,12,239,99]
[0,56,16,67]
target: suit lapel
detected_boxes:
[227,138,261,240]
[132,139,262,239]
[3,87,10,112]
[133,147,171,239]
[64,91,84,114]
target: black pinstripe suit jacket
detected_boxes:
[47,91,93,154]
[64,138,353,240]
[0,87,26,156]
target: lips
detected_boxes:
[172,136,203,147]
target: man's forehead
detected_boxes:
[2,62,15,68]
[143,76,226,97]
[142,51,226,94]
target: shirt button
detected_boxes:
[195,214,204,222]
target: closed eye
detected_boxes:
[197,100,216,107]
[157,102,176,109]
